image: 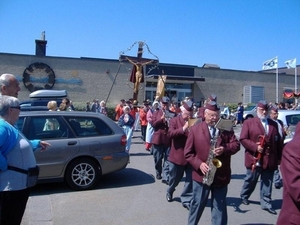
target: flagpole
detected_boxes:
[276,56,278,103]
[296,65,298,104]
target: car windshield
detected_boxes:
[285,114,300,126]
[244,105,256,111]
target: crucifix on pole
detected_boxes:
[119,41,159,100]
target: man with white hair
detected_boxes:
[0,73,21,97]
[240,100,283,215]
[184,101,240,225]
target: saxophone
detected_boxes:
[202,128,222,186]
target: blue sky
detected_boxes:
[1,0,299,71]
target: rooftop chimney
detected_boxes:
[35,31,47,56]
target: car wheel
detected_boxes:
[65,158,101,191]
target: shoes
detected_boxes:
[241,198,249,205]
[156,174,162,180]
[182,203,190,210]
[274,183,282,189]
[263,208,277,215]
[162,179,169,185]
[166,192,173,202]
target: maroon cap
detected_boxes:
[270,104,278,112]
[257,100,268,110]
[182,100,193,112]
[208,94,217,102]
[205,101,220,111]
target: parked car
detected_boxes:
[277,110,300,144]
[20,90,67,111]
[16,111,129,190]
[243,105,257,120]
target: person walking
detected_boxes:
[269,104,286,189]
[150,96,175,183]
[166,100,194,210]
[139,101,150,142]
[118,106,135,154]
[240,100,283,215]
[145,101,159,152]
[235,102,244,126]
[184,101,240,225]
[0,95,51,224]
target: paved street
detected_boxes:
[22,126,282,225]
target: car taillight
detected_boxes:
[121,135,127,146]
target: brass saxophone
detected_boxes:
[202,128,222,186]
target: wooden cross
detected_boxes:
[120,41,158,100]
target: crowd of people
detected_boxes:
[1,72,299,224]
[112,93,299,225]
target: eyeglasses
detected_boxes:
[10,106,21,110]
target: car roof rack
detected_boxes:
[29,90,68,99]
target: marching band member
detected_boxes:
[166,100,194,210]
[240,100,283,215]
[184,101,240,225]
[150,96,175,183]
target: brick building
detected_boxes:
[0,37,298,107]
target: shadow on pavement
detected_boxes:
[99,168,155,189]
[29,168,155,195]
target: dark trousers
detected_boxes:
[240,167,274,209]
[141,125,147,142]
[188,180,228,225]
[0,188,31,225]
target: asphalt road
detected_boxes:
[21,126,282,225]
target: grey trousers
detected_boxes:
[188,180,228,225]
[167,162,193,205]
[153,144,170,181]
[240,167,274,209]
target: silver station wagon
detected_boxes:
[16,111,129,190]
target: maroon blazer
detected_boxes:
[240,117,283,170]
[184,121,240,187]
[150,109,175,146]
[277,123,300,225]
[168,115,189,165]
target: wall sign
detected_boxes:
[23,62,55,92]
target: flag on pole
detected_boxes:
[285,58,296,69]
[262,57,278,70]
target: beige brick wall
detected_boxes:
[0,53,297,106]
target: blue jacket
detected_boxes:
[0,119,40,171]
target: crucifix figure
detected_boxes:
[120,41,158,100]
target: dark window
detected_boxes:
[26,116,68,139]
[65,116,113,137]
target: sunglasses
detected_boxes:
[10,106,21,110]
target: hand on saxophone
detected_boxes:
[200,162,209,175]
[183,121,189,132]
[214,146,224,156]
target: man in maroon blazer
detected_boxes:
[150,96,176,182]
[166,99,194,210]
[277,123,300,225]
[184,101,240,225]
[197,94,217,120]
[240,100,283,215]
[269,104,286,189]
